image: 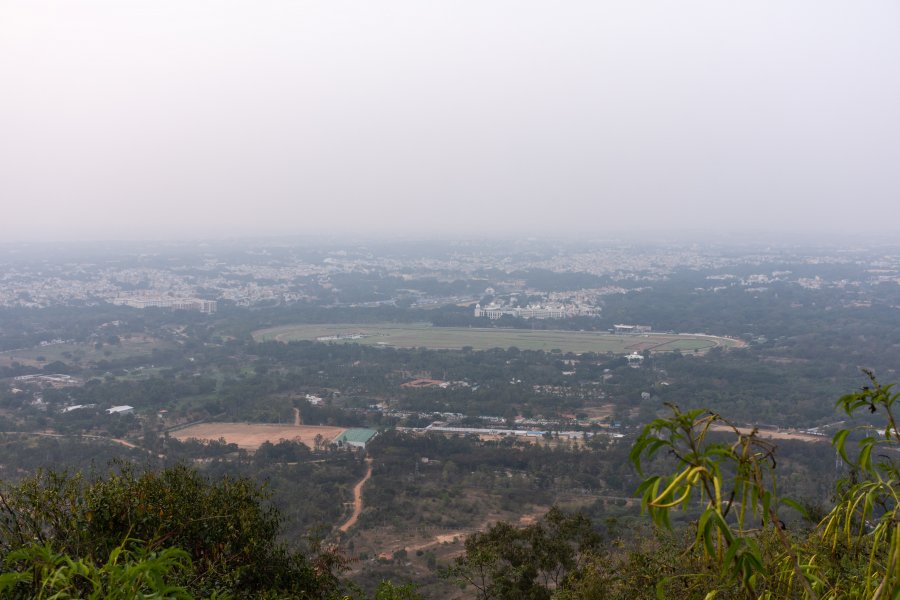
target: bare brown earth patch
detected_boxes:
[709,424,828,443]
[172,423,345,450]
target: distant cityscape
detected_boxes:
[1,240,899,313]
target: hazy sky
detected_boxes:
[2,1,899,242]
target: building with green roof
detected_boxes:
[336,428,377,449]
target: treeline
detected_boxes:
[4,329,879,435]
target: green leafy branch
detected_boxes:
[630,404,815,599]
[0,538,193,599]
[820,370,900,599]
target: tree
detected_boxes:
[449,507,602,599]
[373,580,423,600]
[0,464,347,598]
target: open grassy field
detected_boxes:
[0,335,171,368]
[172,423,346,450]
[252,323,742,354]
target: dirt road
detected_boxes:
[709,424,828,443]
[339,458,373,533]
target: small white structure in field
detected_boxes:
[106,405,134,415]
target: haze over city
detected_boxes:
[3,0,899,242]
[4,5,900,593]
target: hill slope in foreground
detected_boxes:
[252,323,743,354]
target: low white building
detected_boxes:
[106,405,134,415]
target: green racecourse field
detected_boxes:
[252,323,744,355]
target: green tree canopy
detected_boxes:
[0,464,346,599]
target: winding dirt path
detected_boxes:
[339,458,373,533]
